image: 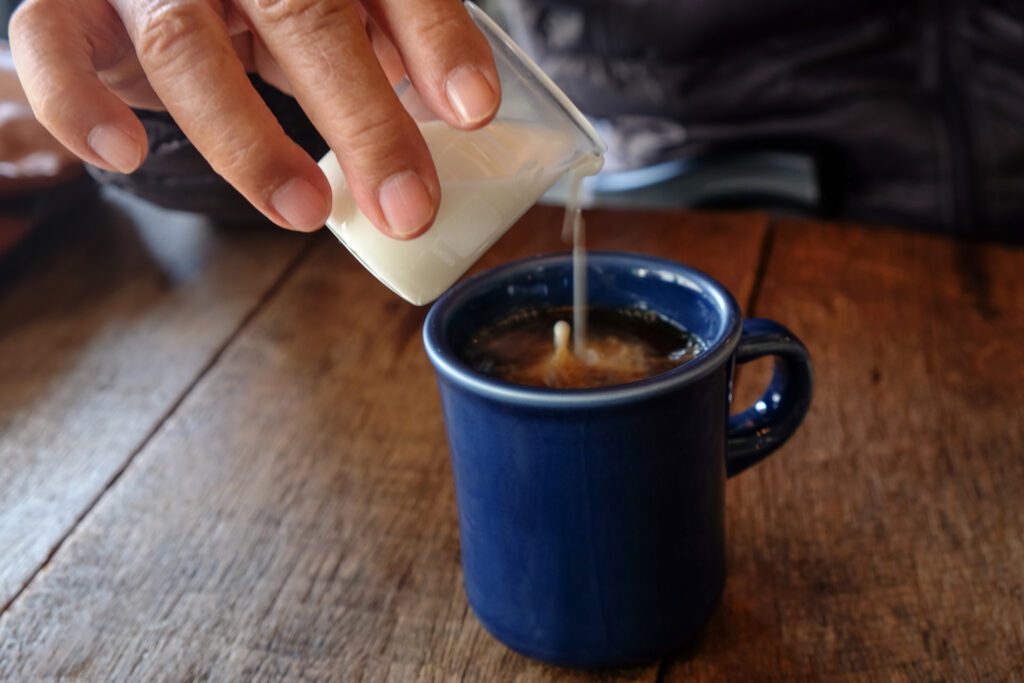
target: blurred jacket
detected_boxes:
[501,0,1024,241]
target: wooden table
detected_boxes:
[1,192,1022,681]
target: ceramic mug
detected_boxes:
[423,252,813,667]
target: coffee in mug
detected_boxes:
[459,306,704,389]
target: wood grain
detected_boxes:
[0,191,309,610]
[666,220,1024,681]
[0,206,767,682]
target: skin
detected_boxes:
[7,0,502,238]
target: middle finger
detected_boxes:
[238,0,440,238]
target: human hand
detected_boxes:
[9,0,501,238]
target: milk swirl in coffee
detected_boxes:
[472,169,704,389]
[460,305,704,389]
[459,169,706,389]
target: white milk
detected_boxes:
[561,168,589,355]
[320,120,599,306]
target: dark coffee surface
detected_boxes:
[459,306,704,389]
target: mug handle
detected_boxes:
[726,318,814,477]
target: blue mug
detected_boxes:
[423,252,813,667]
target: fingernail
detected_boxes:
[445,65,497,126]
[87,124,142,174]
[271,177,329,231]
[378,171,434,237]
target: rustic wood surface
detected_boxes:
[1,200,1022,681]
[0,205,766,682]
[666,220,1024,682]
[0,192,309,611]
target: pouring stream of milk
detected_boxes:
[320,117,604,358]
[558,160,600,359]
[562,167,587,354]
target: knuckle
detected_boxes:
[339,113,419,177]
[32,87,67,125]
[253,0,347,32]
[207,134,265,181]
[344,113,401,154]
[409,11,469,48]
[135,0,206,63]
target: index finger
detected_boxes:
[238,0,441,239]
[112,0,331,231]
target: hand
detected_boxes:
[8,0,501,238]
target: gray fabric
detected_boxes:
[501,0,1024,240]
[87,76,328,224]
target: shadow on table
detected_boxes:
[0,187,276,423]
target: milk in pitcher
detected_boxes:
[319,120,601,306]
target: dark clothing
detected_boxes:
[502,0,1024,240]
[97,3,1024,241]
[89,78,328,226]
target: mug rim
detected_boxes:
[423,251,742,408]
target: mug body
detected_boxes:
[424,253,744,667]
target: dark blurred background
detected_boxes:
[3,0,1024,244]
